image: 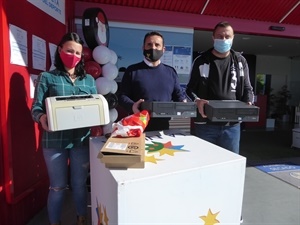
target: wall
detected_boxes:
[85,21,193,84]
[74,2,300,39]
[255,55,294,103]
[290,58,300,106]
[0,1,73,224]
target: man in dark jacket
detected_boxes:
[119,31,186,131]
[186,21,254,154]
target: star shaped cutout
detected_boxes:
[144,155,164,164]
[200,208,220,225]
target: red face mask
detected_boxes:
[60,50,81,68]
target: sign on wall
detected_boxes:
[9,24,28,66]
[161,46,192,75]
[27,0,65,24]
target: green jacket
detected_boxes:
[31,69,97,149]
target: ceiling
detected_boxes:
[194,31,300,58]
[76,0,300,57]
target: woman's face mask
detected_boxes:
[213,38,233,53]
[60,50,81,68]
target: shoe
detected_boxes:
[77,216,87,225]
[240,216,243,223]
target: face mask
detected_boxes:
[60,50,81,68]
[143,49,163,62]
[213,39,233,53]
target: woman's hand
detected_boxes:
[39,114,50,131]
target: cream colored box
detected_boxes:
[45,94,109,131]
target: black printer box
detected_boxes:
[204,100,259,122]
[140,101,197,118]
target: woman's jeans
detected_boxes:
[43,147,89,224]
[194,123,241,154]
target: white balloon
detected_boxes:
[109,108,118,122]
[109,49,118,64]
[95,77,111,95]
[102,62,118,80]
[92,45,111,65]
[110,80,118,94]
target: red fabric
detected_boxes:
[111,110,150,137]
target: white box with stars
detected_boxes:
[89,130,246,225]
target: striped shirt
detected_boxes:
[31,69,97,149]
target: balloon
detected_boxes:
[109,49,118,64]
[90,126,103,137]
[92,45,111,65]
[104,93,118,109]
[95,77,111,95]
[102,62,118,80]
[83,46,93,62]
[109,108,118,122]
[84,61,102,79]
[110,80,118,94]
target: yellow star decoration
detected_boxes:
[144,155,164,164]
[159,148,182,156]
[96,199,109,225]
[200,208,220,225]
[103,206,109,225]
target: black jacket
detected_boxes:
[186,48,254,122]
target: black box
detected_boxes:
[204,100,259,122]
[140,101,197,118]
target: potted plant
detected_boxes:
[270,85,292,122]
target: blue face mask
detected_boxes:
[213,39,233,53]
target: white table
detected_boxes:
[89,131,246,225]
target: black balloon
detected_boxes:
[82,8,110,50]
[104,93,118,109]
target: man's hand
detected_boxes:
[195,98,209,118]
[132,99,144,113]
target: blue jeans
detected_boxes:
[194,123,241,154]
[43,147,89,224]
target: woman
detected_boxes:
[31,32,97,225]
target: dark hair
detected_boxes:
[54,32,86,79]
[213,21,234,36]
[143,31,164,46]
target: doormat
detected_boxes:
[255,164,300,188]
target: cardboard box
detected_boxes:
[98,134,145,168]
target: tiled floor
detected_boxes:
[27,122,300,225]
